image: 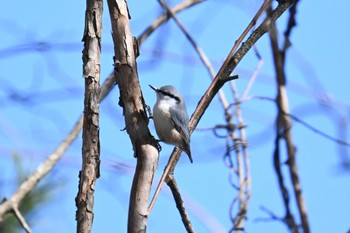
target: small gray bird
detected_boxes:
[149,85,193,163]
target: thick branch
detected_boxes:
[75,0,103,232]
[106,1,159,233]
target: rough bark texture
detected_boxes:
[75,0,103,232]
[106,1,159,233]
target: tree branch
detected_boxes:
[75,0,103,231]
[0,73,115,222]
[227,82,251,232]
[268,1,310,232]
[106,1,159,232]
[148,0,295,216]
[12,205,32,233]
[167,175,195,233]
[138,0,203,45]
[157,0,230,109]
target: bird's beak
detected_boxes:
[149,85,158,92]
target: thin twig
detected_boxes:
[217,0,271,79]
[227,82,251,232]
[273,128,299,232]
[138,0,203,45]
[255,206,284,223]
[157,0,229,109]
[252,96,350,147]
[240,47,264,101]
[268,1,310,231]
[12,205,32,233]
[148,148,178,213]
[167,175,195,233]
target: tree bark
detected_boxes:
[75,0,103,232]
[106,1,159,232]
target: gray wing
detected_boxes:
[169,104,190,144]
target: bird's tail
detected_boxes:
[182,144,193,163]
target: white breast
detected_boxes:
[153,99,182,144]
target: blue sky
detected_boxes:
[1,0,349,233]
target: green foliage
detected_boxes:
[0,153,64,233]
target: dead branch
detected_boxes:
[273,132,299,233]
[106,1,159,232]
[246,96,350,147]
[157,0,229,109]
[138,0,203,45]
[227,82,250,232]
[148,0,295,217]
[75,0,103,232]
[167,175,195,233]
[0,117,83,222]
[0,73,115,222]
[268,1,310,232]
[12,205,32,233]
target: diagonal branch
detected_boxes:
[157,0,229,108]
[167,175,195,233]
[0,116,83,222]
[138,0,203,45]
[0,74,115,222]
[12,205,32,233]
[148,0,295,215]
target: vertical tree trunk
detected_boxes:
[75,0,103,232]
[106,1,159,232]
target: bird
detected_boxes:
[149,85,193,163]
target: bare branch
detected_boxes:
[167,175,195,233]
[12,205,32,233]
[0,116,83,221]
[106,1,159,232]
[157,0,230,109]
[250,96,350,147]
[255,206,285,223]
[138,0,203,45]
[0,74,115,221]
[240,47,264,101]
[75,0,103,231]
[148,0,295,216]
[272,126,299,232]
[268,1,310,232]
[227,82,251,232]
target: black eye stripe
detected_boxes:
[158,89,180,102]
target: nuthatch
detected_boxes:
[149,85,193,163]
